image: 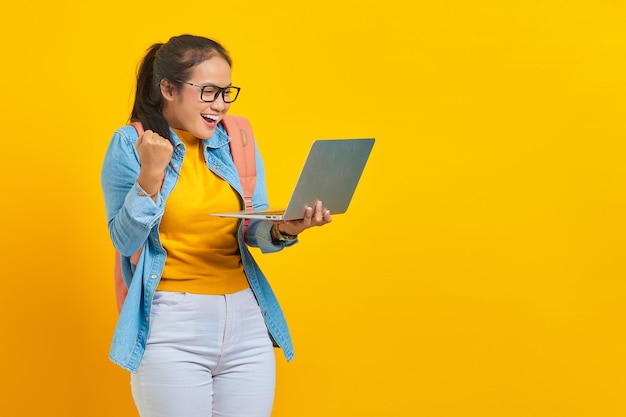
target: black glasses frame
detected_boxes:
[176,80,241,103]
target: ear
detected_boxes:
[160,79,176,102]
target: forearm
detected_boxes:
[107,183,165,256]
[102,128,165,255]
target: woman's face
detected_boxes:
[163,55,232,139]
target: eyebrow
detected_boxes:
[194,82,233,88]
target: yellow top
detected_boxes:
[157,129,249,294]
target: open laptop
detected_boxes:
[211,138,375,220]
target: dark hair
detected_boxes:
[130,34,232,140]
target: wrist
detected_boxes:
[137,173,163,197]
[136,181,159,197]
[271,223,298,245]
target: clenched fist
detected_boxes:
[136,130,174,197]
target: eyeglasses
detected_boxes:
[176,80,241,103]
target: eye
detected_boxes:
[202,86,219,95]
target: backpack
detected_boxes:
[113,115,257,313]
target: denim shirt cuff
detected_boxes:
[125,182,165,229]
[250,220,298,253]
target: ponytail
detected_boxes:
[130,43,172,140]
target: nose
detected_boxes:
[210,94,227,111]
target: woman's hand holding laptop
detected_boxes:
[269,200,332,243]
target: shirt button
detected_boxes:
[263,311,268,317]
[151,274,157,279]
[146,317,150,322]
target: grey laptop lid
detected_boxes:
[211,138,375,220]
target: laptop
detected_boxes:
[211,138,375,220]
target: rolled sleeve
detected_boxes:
[101,127,165,256]
[245,219,298,253]
[108,183,165,256]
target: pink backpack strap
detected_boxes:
[221,115,258,235]
[130,121,143,136]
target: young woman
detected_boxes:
[101,34,331,417]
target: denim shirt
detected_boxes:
[101,123,295,372]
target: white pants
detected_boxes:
[130,288,276,417]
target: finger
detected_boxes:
[145,131,161,144]
[136,130,153,147]
[302,206,314,225]
[314,201,324,222]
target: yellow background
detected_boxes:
[1,1,625,416]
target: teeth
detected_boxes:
[202,114,219,121]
